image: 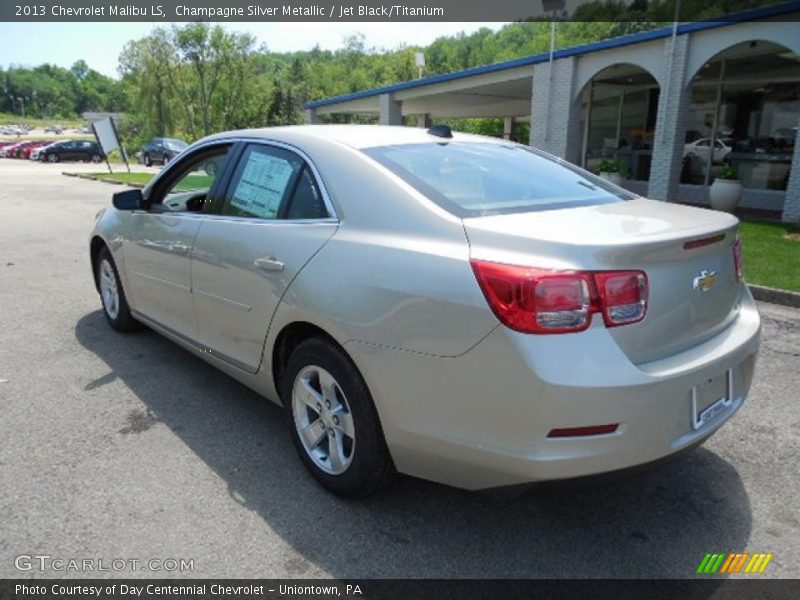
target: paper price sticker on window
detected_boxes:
[231,151,296,219]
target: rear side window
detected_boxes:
[221,144,328,221]
[364,142,632,217]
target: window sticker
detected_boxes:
[230,151,296,218]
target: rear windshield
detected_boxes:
[165,139,188,150]
[363,142,633,217]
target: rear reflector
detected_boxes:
[548,424,619,438]
[470,259,647,334]
[683,234,726,250]
[733,235,743,282]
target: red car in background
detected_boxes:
[10,141,40,158]
[20,141,53,159]
[0,141,27,158]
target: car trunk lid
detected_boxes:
[463,198,742,364]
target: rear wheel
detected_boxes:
[143,153,152,167]
[281,338,394,497]
[91,153,102,163]
[96,247,140,333]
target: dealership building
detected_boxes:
[305,2,800,222]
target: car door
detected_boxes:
[153,141,166,162]
[58,141,76,160]
[191,142,338,372]
[120,143,233,339]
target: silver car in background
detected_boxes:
[89,125,760,496]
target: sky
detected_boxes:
[0,22,504,78]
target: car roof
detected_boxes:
[199,124,505,150]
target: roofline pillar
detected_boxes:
[305,108,323,124]
[379,94,403,126]
[648,34,692,202]
[503,117,515,140]
[529,57,582,163]
[782,139,800,222]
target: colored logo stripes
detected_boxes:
[697,552,773,574]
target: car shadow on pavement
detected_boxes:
[75,310,752,579]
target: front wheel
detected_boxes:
[91,153,102,163]
[47,153,58,163]
[96,247,140,332]
[143,153,152,167]
[281,338,394,497]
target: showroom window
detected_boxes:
[682,41,800,191]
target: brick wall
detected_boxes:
[648,34,692,202]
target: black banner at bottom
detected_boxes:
[2,579,800,600]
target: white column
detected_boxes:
[781,139,800,223]
[503,117,515,140]
[304,109,323,124]
[648,34,692,202]
[379,94,403,126]
[529,57,582,163]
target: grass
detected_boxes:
[739,220,800,292]
[85,171,214,191]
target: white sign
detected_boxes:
[230,151,295,219]
[91,117,120,155]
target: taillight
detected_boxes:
[594,271,648,327]
[470,261,593,333]
[470,260,648,334]
[733,235,743,282]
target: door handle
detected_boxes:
[170,242,191,254]
[254,256,285,272]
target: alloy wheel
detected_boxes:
[99,259,120,320]
[292,365,356,475]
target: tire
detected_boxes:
[96,247,140,333]
[91,153,102,163]
[47,153,58,163]
[143,153,152,167]
[281,337,395,497]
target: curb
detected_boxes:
[62,171,146,188]
[749,284,800,308]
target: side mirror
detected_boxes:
[112,188,144,211]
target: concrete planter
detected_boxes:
[599,172,624,186]
[709,179,742,212]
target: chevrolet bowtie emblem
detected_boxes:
[693,270,718,292]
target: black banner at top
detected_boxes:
[2,0,799,22]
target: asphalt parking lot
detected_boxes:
[1,159,798,579]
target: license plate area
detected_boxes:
[691,369,733,430]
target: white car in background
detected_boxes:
[30,140,69,161]
[684,138,733,164]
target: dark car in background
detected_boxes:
[40,140,105,163]
[140,137,188,166]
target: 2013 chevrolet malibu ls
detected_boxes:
[89,125,760,496]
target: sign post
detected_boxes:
[91,116,130,174]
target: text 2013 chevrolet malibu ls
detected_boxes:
[89,125,760,496]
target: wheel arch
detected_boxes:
[271,321,345,399]
[89,235,109,293]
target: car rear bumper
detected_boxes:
[347,287,760,490]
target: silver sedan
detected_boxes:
[89,125,760,496]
